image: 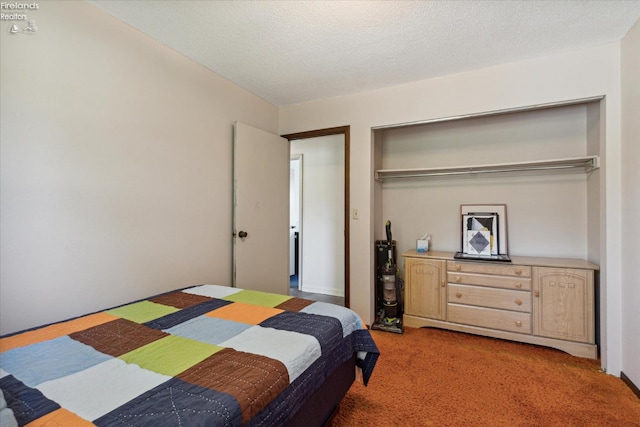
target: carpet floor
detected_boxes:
[330,327,640,426]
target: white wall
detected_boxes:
[621,19,640,389]
[291,135,345,296]
[279,43,625,375]
[0,1,278,334]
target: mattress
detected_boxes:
[0,284,379,426]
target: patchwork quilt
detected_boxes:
[0,285,379,426]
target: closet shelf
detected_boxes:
[375,155,600,181]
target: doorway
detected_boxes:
[282,126,350,308]
[289,155,302,291]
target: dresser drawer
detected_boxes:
[448,303,532,334]
[448,284,531,312]
[448,261,531,278]
[448,272,531,290]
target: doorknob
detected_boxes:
[238,231,248,238]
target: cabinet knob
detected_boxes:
[455,292,462,298]
[455,264,461,271]
[515,282,522,288]
[534,290,540,297]
[441,280,446,287]
[515,299,522,305]
[455,276,461,282]
[515,320,522,327]
[515,269,522,275]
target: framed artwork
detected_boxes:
[460,204,508,256]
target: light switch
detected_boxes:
[353,208,359,220]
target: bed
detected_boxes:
[0,284,379,426]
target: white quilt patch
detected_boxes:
[36,358,171,422]
[302,302,363,337]
[219,326,321,382]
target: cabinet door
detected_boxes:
[404,258,446,320]
[532,267,594,343]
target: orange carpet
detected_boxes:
[331,327,640,426]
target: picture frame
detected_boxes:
[460,204,508,255]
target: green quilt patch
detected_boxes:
[107,301,180,324]
[119,335,222,376]
[223,289,291,307]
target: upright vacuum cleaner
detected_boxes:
[372,220,404,334]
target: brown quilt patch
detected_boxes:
[276,297,315,312]
[178,348,289,423]
[70,318,167,356]
[148,291,213,309]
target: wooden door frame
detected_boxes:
[281,126,350,308]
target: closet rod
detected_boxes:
[375,156,599,180]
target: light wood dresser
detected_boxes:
[402,250,599,359]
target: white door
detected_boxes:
[233,122,290,294]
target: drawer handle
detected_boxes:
[455,292,462,298]
[515,282,522,288]
[441,280,446,287]
[455,265,461,271]
[455,276,461,282]
[515,269,522,275]
[515,299,522,305]
[515,320,522,327]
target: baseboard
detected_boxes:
[620,371,640,399]
[300,285,344,297]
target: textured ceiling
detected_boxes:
[88,1,640,106]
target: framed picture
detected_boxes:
[460,204,508,255]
